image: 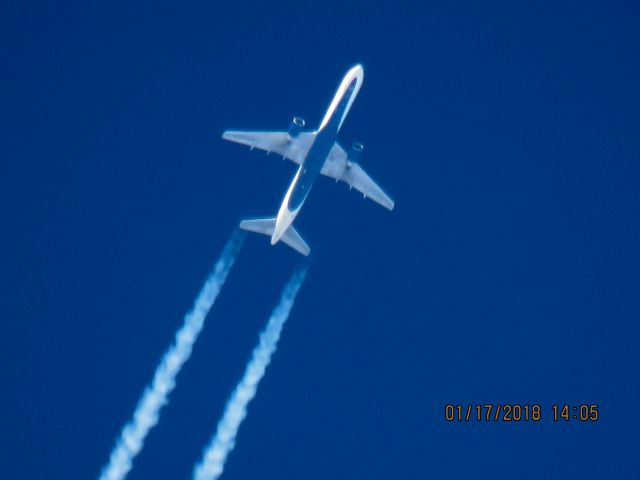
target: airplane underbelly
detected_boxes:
[288,138,333,211]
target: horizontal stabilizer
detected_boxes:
[239,217,310,256]
[239,217,277,236]
[281,224,310,256]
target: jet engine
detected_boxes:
[288,116,305,138]
[348,141,364,164]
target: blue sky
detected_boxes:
[1,1,638,479]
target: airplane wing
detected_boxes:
[222,131,315,165]
[320,142,395,210]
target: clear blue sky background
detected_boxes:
[1,1,638,479]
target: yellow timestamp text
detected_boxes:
[444,404,600,422]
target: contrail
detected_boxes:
[193,267,308,480]
[98,231,245,480]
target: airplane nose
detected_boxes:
[351,64,364,77]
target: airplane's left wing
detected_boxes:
[222,131,315,165]
[321,142,395,210]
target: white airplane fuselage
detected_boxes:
[271,64,364,244]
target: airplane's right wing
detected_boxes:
[222,131,315,165]
[321,142,395,210]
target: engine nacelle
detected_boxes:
[288,116,305,138]
[348,142,364,164]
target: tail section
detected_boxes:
[240,217,310,256]
[239,217,277,236]
[281,224,310,256]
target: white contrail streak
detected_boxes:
[193,268,308,480]
[98,231,245,480]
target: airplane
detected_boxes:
[223,64,394,256]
